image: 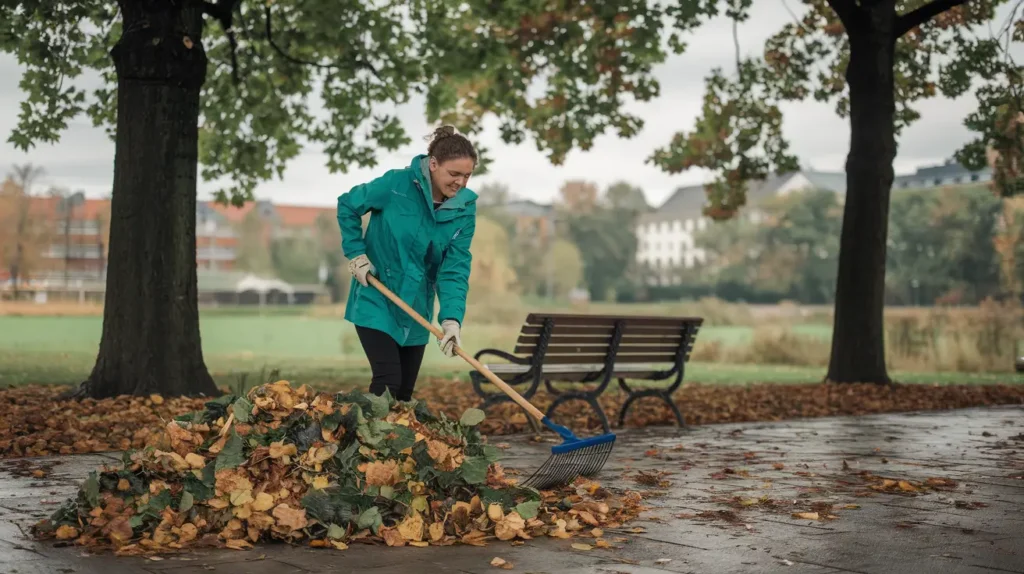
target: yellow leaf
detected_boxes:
[898,480,918,492]
[381,526,405,547]
[117,478,130,491]
[429,522,445,542]
[571,543,593,551]
[185,453,206,469]
[409,540,429,547]
[487,503,504,522]
[252,492,274,512]
[792,512,820,520]
[411,496,428,512]
[149,394,164,405]
[364,460,400,487]
[329,540,349,550]
[229,488,254,507]
[490,557,513,569]
[268,441,297,460]
[224,538,252,550]
[55,525,79,540]
[397,512,425,542]
[271,504,308,532]
[312,475,330,490]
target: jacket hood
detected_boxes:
[409,154,478,209]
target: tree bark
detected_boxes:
[826,3,897,384]
[79,0,219,398]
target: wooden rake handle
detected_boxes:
[366,275,546,422]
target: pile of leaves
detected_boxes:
[5,380,1024,460]
[31,380,644,554]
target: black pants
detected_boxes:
[355,326,426,401]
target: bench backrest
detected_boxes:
[513,313,702,365]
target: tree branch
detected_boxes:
[263,3,381,81]
[201,0,242,85]
[825,0,858,30]
[894,0,970,38]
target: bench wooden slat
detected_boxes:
[525,313,702,327]
[483,362,665,375]
[517,333,685,346]
[519,325,688,337]
[512,343,683,355]
[509,353,678,364]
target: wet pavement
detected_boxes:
[1,405,1022,574]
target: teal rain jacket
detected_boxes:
[336,154,477,347]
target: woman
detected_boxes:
[336,125,478,402]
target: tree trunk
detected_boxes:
[79,1,219,399]
[826,5,896,385]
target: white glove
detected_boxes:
[438,319,461,357]
[348,254,376,287]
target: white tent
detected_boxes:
[234,273,294,305]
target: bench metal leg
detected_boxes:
[545,392,611,435]
[616,378,685,428]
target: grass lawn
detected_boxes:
[0,314,1016,389]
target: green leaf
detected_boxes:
[459,408,485,427]
[356,507,382,534]
[515,499,541,520]
[326,523,346,540]
[178,490,194,514]
[364,392,390,419]
[81,472,100,508]
[215,429,245,472]
[383,425,417,455]
[232,397,254,424]
[459,456,489,485]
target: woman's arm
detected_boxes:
[336,171,396,259]
[436,218,475,326]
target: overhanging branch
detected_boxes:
[894,0,970,38]
[263,3,382,81]
[825,0,858,30]
[201,0,242,85]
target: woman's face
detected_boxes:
[429,157,475,198]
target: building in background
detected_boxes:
[635,159,991,286]
[894,159,992,189]
[496,199,558,243]
[635,169,847,283]
[0,195,334,302]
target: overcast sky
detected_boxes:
[0,4,1008,209]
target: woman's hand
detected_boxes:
[348,254,376,286]
[438,320,461,357]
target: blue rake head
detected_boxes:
[519,416,617,490]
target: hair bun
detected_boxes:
[431,125,457,141]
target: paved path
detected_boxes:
[1,406,1023,574]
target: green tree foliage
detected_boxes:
[605,181,651,215]
[558,181,643,301]
[270,235,322,285]
[694,188,842,304]
[886,185,1003,305]
[539,238,585,299]
[234,209,273,275]
[646,0,1023,384]
[465,215,518,303]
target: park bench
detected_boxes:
[467,312,703,433]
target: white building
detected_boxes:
[635,170,847,285]
[635,160,994,286]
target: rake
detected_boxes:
[368,275,616,490]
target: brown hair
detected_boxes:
[426,125,478,165]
